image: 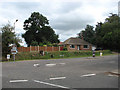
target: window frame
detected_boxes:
[70,45,75,48]
[83,45,89,49]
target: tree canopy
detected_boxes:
[78,13,120,51]
[94,14,120,51]
[78,25,95,44]
[1,23,21,56]
[22,12,59,46]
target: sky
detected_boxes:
[0,0,119,46]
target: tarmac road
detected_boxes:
[2,55,119,89]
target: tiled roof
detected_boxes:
[63,37,92,45]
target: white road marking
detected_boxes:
[112,71,118,74]
[45,64,56,67]
[108,74,115,76]
[49,77,66,80]
[9,80,28,83]
[45,63,66,67]
[33,64,40,67]
[33,80,69,89]
[80,74,96,77]
[59,63,66,65]
[108,74,118,77]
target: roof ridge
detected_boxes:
[63,37,92,45]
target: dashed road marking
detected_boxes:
[45,64,56,67]
[33,80,69,89]
[33,64,40,67]
[9,80,28,83]
[59,63,66,65]
[45,63,66,67]
[80,73,96,77]
[49,77,66,80]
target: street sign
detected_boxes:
[11,51,17,54]
[11,45,17,54]
[11,46,17,51]
[11,44,17,61]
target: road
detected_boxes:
[2,55,119,89]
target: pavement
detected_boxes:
[2,55,119,89]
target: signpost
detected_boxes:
[11,44,17,61]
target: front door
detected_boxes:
[77,45,80,50]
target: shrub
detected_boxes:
[39,43,43,46]
[63,47,67,51]
[31,41,38,46]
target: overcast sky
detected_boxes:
[0,0,119,46]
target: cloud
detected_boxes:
[0,0,119,45]
[50,8,95,31]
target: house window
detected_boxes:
[84,45,89,48]
[70,45,75,48]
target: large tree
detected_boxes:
[1,23,20,57]
[78,13,120,51]
[78,25,95,44]
[22,12,59,46]
[95,13,120,51]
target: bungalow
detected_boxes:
[60,37,94,51]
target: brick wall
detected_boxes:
[80,45,92,50]
[67,45,92,51]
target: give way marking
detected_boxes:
[80,73,96,77]
[33,80,69,89]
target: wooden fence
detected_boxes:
[17,46,64,52]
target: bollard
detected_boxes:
[40,50,44,56]
[7,54,10,61]
[93,50,95,57]
[100,52,103,56]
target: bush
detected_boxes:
[31,41,38,46]
[39,43,43,46]
[102,50,112,55]
[63,47,67,51]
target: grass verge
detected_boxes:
[2,50,115,62]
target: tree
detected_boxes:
[78,13,120,52]
[1,23,21,57]
[92,13,120,51]
[95,13,120,51]
[22,12,59,46]
[95,22,103,47]
[78,25,95,44]
[31,41,38,46]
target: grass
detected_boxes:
[2,50,114,62]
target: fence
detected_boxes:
[17,46,64,52]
